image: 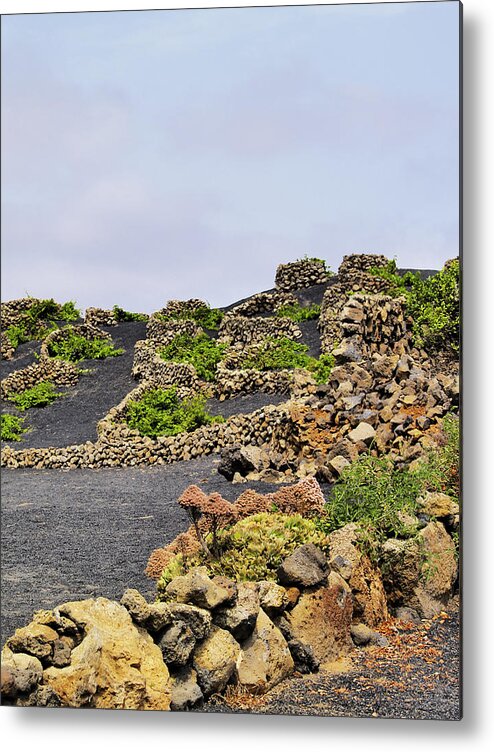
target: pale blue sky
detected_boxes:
[1,2,460,312]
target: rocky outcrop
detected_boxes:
[236,608,294,692]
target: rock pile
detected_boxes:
[229,291,298,317]
[1,544,357,709]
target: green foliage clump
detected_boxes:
[296,255,333,274]
[125,386,224,438]
[7,381,62,411]
[1,414,27,442]
[159,304,224,330]
[157,513,331,593]
[5,325,31,350]
[112,305,147,322]
[317,413,460,556]
[370,259,460,353]
[318,455,423,544]
[276,303,321,322]
[48,329,124,362]
[239,337,334,384]
[159,333,227,382]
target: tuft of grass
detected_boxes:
[1,414,27,442]
[125,386,224,438]
[7,381,63,411]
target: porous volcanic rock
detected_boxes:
[42,598,172,710]
[236,608,294,692]
[277,544,330,588]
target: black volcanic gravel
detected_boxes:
[202,608,461,721]
[0,458,298,644]
[1,322,146,448]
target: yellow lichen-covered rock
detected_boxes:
[328,523,389,627]
[42,598,171,710]
[192,625,240,697]
[236,608,294,692]
[282,572,353,663]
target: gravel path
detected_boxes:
[0,458,291,645]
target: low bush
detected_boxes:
[112,305,147,322]
[156,512,332,592]
[276,303,321,322]
[238,337,334,384]
[48,330,124,362]
[159,333,227,382]
[7,381,62,411]
[1,414,27,442]
[125,386,224,438]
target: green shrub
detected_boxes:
[276,303,321,322]
[239,337,334,384]
[125,386,224,438]
[3,299,80,352]
[7,381,62,411]
[296,255,333,274]
[369,260,460,353]
[157,512,332,593]
[318,455,423,544]
[317,414,460,554]
[48,330,124,362]
[158,304,224,330]
[159,333,227,382]
[1,414,27,442]
[112,305,147,322]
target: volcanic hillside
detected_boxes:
[0,253,460,717]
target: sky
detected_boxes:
[1,1,460,313]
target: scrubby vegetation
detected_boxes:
[316,413,460,557]
[276,302,321,321]
[238,337,334,384]
[48,330,124,362]
[370,259,460,353]
[297,254,333,274]
[125,386,224,438]
[6,381,63,411]
[159,333,227,382]
[158,303,224,330]
[3,298,81,351]
[112,305,147,322]
[1,414,27,442]
[157,512,331,592]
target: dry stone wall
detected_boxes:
[146,317,202,344]
[84,307,118,327]
[338,253,390,276]
[1,358,79,399]
[229,291,298,317]
[275,259,331,291]
[218,315,302,346]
